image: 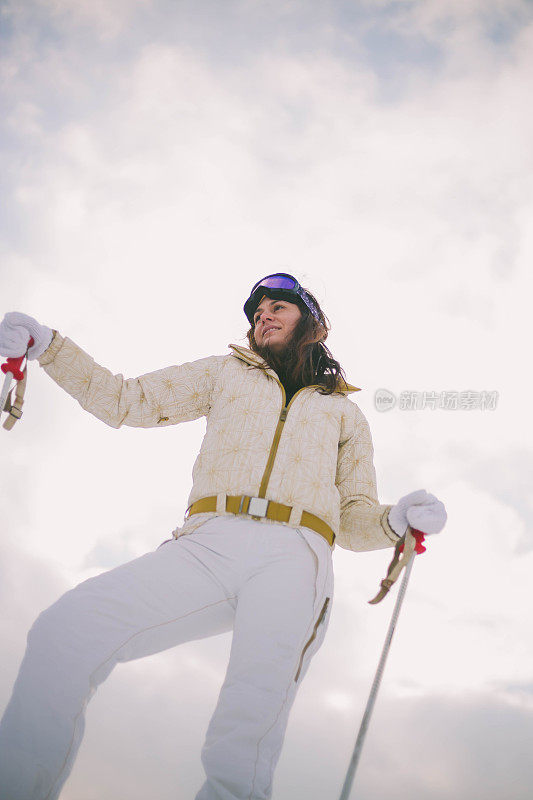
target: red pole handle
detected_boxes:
[1,337,34,381]
[399,528,427,554]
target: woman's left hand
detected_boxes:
[388,489,447,537]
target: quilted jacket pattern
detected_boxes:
[38,333,399,552]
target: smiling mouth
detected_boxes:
[263,327,280,336]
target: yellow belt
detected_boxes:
[187,495,335,547]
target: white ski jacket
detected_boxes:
[38,332,399,552]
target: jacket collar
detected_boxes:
[228,344,361,393]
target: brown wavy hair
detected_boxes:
[246,287,346,397]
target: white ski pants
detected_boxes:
[0,515,334,800]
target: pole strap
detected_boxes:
[368,527,417,605]
[3,366,27,431]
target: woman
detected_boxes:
[0,274,446,800]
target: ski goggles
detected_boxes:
[243,273,321,325]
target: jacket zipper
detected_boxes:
[294,596,330,682]
[257,379,320,499]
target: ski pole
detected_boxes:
[0,337,33,431]
[338,526,424,800]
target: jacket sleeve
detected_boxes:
[38,331,224,429]
[335,402,400,552]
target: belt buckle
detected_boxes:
[247,497,269,518]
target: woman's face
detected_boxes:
[253,296,302,353]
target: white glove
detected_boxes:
[0,312,54,361]
[388,488,447,537]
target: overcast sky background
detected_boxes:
[1,0,532,798]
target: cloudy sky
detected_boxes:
[1,0,532,797]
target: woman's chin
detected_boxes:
[264,339,285,353]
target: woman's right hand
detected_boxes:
[0,312,54,361]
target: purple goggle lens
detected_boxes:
[250,275,298,293]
